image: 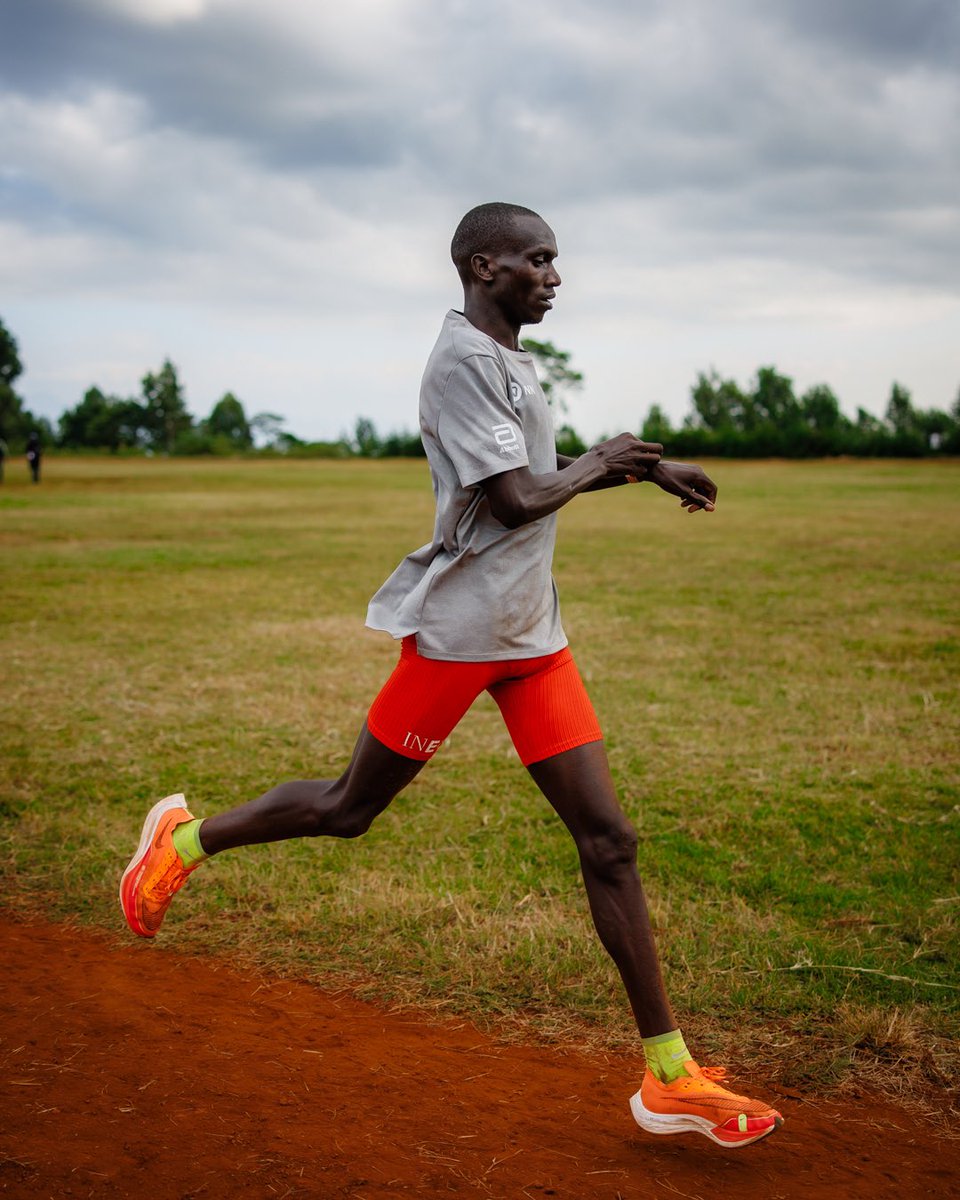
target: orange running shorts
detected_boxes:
[367,635,602,766]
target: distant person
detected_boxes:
[25,431,41,483]
[121,202,782,1148]
[0,436,7,483]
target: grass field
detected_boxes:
[2,455,958,1099]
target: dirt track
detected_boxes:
[0,915,957,1199]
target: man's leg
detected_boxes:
[527,740,782,1146]
[122,636,498,939]
[199,722,426,852]
[489,651,674,1035]
[120,723,425,937]
[526,740,674,1038]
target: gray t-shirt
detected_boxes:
[365,310,567,661]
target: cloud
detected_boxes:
[772,0,960,67]
[89,0,209,24]
[1,0,957,436]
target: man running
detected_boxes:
[121,202,782,1148]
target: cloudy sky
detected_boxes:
[2,0,958,442]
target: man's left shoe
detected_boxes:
[119,794,199,938]
[630,1061,783,1148]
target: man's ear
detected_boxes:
[470,251,496,283]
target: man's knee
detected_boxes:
[320,779,382,839]
[276,779,377,840]
[299,805,373,839]
[327,804,375,839]
[578,818,639,880]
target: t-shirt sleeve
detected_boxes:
[436,354,529,487]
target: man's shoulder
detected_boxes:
[433,310,501,369]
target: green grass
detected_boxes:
[2,456,958,1098]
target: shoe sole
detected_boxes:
[629,1089,782,1148]
[119,793,189,938]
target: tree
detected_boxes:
[941,386,960,452]
[800,384,842,431]
[249,411,287,448]
[752,366,799,427]
[885,382,917,435]
[916,407,953,451]
[141,359,192,453]
[0,316,54,449]
[207,392,252,449]
[0,317,27,443]
[884,382,925,455]
[640,404,674,444]
[522,338,583,413]
[112,399,148,449]
[59,387,110,448]
[353,416,381,457]
[379,429,426,457]
[0,317,23,389]
[555,423,587,457]
[690,370,748,431]
[59,388,146,451]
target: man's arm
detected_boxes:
[645,460,717,511]
[556,452,634,492]
[562,451,717,511]
[482,434,663,528]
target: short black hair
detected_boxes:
[450,202,542,282]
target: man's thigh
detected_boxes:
[367,637,495,761]
[489,648,603,766]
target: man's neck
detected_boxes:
[461,295,520,351]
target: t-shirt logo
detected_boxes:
[510,380,536,403]
[492,422,522,455]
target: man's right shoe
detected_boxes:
[630,1062,783,1148]
[119,794,199,938]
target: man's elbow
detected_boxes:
[482,470,540,529]
[488,496,528,529]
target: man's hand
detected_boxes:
[589,433,663,482]
[646,461,717,512]
[487,435,662,527]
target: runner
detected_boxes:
[121,202,782,1148]
[25,431,41,483]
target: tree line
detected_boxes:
[638,367,960,458]
[1,316,957,460]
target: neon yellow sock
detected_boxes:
[171,818,209,868]
[642,1029,692,1083]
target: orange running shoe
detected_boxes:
[630,1062,783,1148]
[119,794,199,938]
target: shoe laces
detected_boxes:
[680,1065,778,1120]
[149,850,191,899]
[699,1066,728,1083]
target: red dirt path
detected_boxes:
[1,915,957,1200]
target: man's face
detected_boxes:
[485,216,561,327]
